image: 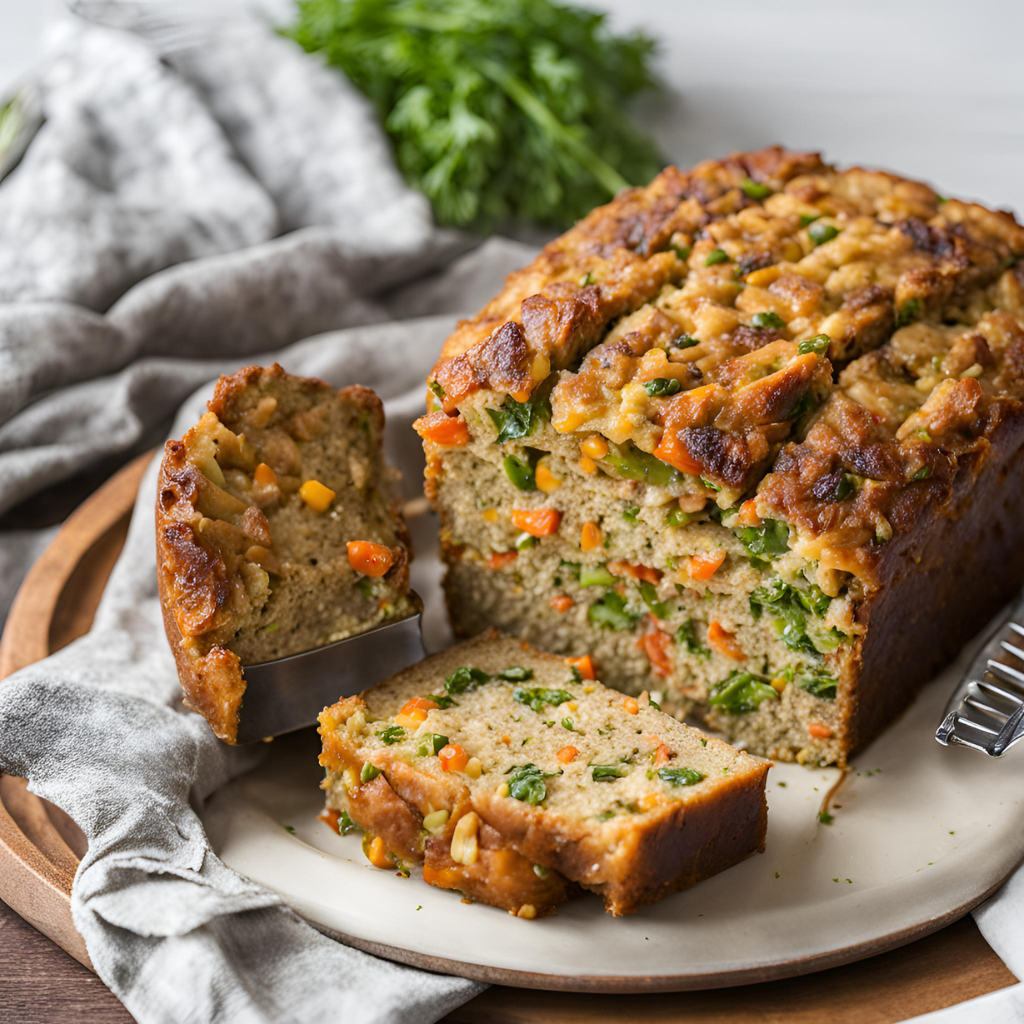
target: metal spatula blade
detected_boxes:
[235,611,426,744]
[936,592,1024,757]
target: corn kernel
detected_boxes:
[253,462,278,488]
[580,434,609,460]
[363,834,392,869]
[450,811,480,866]
[516,904,538,920]
[463,756,483,779]
[497,782,510,797]
[342,768,358,790]
[580,521,603,551]
[299,478,336,512]
[745,265,783,287]
[346,710,366,737]
[578,456,597,474]
[423,809,450,835]
[535,462,561,494]
[482,508,500,522]
[622,697,639,715]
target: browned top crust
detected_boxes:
[157,364,413,742]
[424,147,1024,587]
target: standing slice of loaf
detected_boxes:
[157,364,416,743]
[319,632,770,917]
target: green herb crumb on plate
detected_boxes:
[283,0,664,228]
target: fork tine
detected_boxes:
[978,679,1024,703]
[1009,622,1024,637]
[988,659,1024,684]
[955,715,999,736]
[963,696,1007,724]
[1000,640,1024,662]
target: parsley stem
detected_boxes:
[475,58,630,197]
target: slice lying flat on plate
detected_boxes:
[157,364,416,743]
[319,632,770,917]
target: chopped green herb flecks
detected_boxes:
[808,221,839,246]
[799,213,822,227]
[497,666,534,681]
[671,242,691,260]
[895,297,923,328]
[675,619,711,658]
[666,507,697,527]
[639,580,672,619]
[623,505,640,523]
[818,811,834,825]
[749,577,846,656]
[741,177,772,200]
[591,763,628,782]
[751,311,785,330]
[487,394,550,443]
[580,563,616,587]
[797,334,831,356]
[912,466,931,480]
[588,589,642,631]
[675,333,700,349]
[428,379,445,401]
[355,578,374,598]
[515,531,538,550]
[604,441,684,487]
[657,766,704,787]
[513,687,575,713]
[337,810,361,835]
[360,762,381,783]
[283,824,296,834]
[643,377,682,397]
[704,248,730,266]
[505,763,561,806]
[503,452,537,491]
[377,725,406,745]
[791,664,838,700]
[416,733,449,756]
[561,717,575,731]
[426,693,456,709]
[737,519,790,568]
[445,666,490,695]
[708,670,780,715]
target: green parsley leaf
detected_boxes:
[445,666,490,695]
[671,243,692,260]
[497,666,534,681]
[588,589,642,631]
[675,333,700,349]
[797,334,831,355]
[487,394,549,443]
[337,810,361,835]
[513,686,575,713]
[741,178,772,200]
[603,441,685,487]
[896,297,923,328]
[503,452,537,491]
[623,505,640,523]
[808,221,839,245]
[675,618,711,658]
[425,693,456,709]
[749,577,845,656]
[912,465,932,480]
[642,377,682,397]
[799,212,821,227]
[284,0,663,229]
[639,580,672,619]
[561,717,575,731]
[751,311,785,330]
[591,763,628,782]
[377,725,406,745]
[360,762,381,783]
[704,247,730,266]
[428,379,445,400]
[708,671,780,715]
[506,763,561,805]
[736,519,790,568]
[416,733,449,756]
[657,766,704,787]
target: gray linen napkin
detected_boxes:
[0,6,535,1022]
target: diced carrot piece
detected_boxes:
[550,594,574,612]
[556,745,579,764]
[319,808,342,833]
[364,835,392,869]
[487,550,517,570]
[347,541,394,577]
[394,696,439,729]
[639,629,675,678]
[808,722,833,739]
[737,499,762,528]
[707,621,746,661]
[580,521,603,551]
[689,550,727,581]
[607,561,662,585]
[253,462,278,488]
[499,735,511,745]
[580,434,609,459]
[653,431,702,476]
[622,697,640,715]
[638,792,666,812]
[413,410,471,446]
[510,507,561,537]
[654,743,673,767]
[439,744,469,773]
[567,655,596,680]
[299,479,336,512]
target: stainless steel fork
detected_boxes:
[936,591,1024,756]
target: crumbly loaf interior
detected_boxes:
[320,634,769,916]
[158,365,415,741]
[419,148,1024,765]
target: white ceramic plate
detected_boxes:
[200,512,1024,991]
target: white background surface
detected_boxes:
[3,0,1023,215]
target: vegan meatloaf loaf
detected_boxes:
[416,146,1024,766]
[157,364,416,743]
[319,633,769,917]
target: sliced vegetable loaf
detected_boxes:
[417,146,1024,766]
[157,364,416,743]
[319,632,770,917]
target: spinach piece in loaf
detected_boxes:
[588,589,642,631]
[709,671,779,715]
[513,687,575,713]
[749,578,846,655]
[506,763,562,805]
[487,394,550,443]
[657,766,704,787]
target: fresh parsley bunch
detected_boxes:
[285,0,664,228]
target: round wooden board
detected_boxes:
[0,454,1018,1023]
